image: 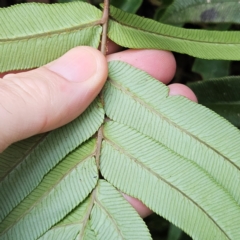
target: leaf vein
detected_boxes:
[0,21,101,43]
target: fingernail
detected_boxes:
[46,47,97,82]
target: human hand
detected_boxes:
[0,47,108,152]
[0,45,197,219]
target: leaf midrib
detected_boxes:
[103,137,229,240]
[79,192,95,240]
[109,17,240,45]
[0,20,102,42]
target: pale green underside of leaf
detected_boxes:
[39,197,95,240]
[82,221,97,240]
[101,121,240,240]
[1,61,240,240]
[0,2,102,72]
[38,180,151,240]
[0,98,104,222]
[0,134,44,180]
[104,61,240,205]
[101,61,240,239]
[0,139,98,240]
[90,180,151,240]
[160,0,240,24]
[41,225,80,240]
[56,197,92,226]
[107,5,240,60]
[40,224,81,240]
[2,2,240,73]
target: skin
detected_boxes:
[0,45,197,218]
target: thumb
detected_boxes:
[0,46,108,152]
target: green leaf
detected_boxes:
[167,224,182,240]
[188,76,240,127]
[191,23,231,81]
[101,61,240,239]
[1,60,240,239]
[104,61,240,204]
[41,195,97,239]
[0,139,98,239]
[154,0,181,26]
[1,3,240,238]
[0,134,44,181]
[0,2,102,72]
[82,222,97,240]
[40,179,151,240]
[0,98,104,222]
[38,193,94,240]
[107,5,240,60]
[90,180,151,240]
[101,121,240,240]
[192,59,230,80]
[159,0,240,24]
[110,0,143,13]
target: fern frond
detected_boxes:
[0,99,104,222]
[90,180,151,240]
[0,140,98,240]
[104,61,240,206]
[107,5,240,60]
[101,121,240,240]
[102,61,240,239]
[0,2,102,72]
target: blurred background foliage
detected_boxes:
[1,0,240,239]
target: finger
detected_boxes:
[0,46,108,152]
[0,39,121,78]
[108,49,197,102]
[122,194,153,219]
[168,83,198,103]
[107,49,176,84]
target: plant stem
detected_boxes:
[95,126,103,170]
[95,0,109,171]
[78,189,96,239]
[100,0,109,55]
[77,2,109,237]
